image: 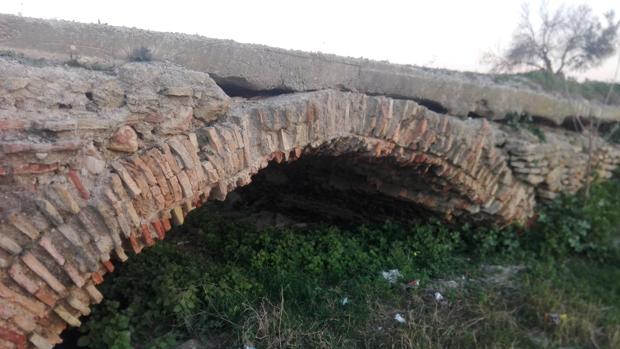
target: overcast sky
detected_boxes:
[1,0,619,81]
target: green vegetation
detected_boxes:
[128,47,154,62]
[493,70,620,106]
[504,111,547,142]
[77,179,620,349]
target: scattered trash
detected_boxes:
[341,297,349,305]
[544,313,568,325]
[434,292,444,301]
[243,345,256,349]
[381,269,403,284]
[394,313,406,323]
[405,279,420,288]
[377,326,383,331]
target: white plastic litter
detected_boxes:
[434,292,444,301]
[381,269,403,283]
[394,313,406,323]
[243,345,256,349]
[341,297,349,305]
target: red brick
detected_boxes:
[152,220,165,240]
[9,263,39,295]
[140,224,155,247]
[129,234,142,254]
[0,327,26,348]
[0,282,46,317]
[91,272,104,285]
[1,141,81,154]
[102,260,114,273]
[413,154,428,163]
[38,237,65,267]
[67,170,90,200]
[34,288,56,307]
[12,163,59,175]
[0,119,27,131]
[162,217,172,232]
[63,263,85,288]
[271,151,285,163]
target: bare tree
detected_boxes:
[574,50,620,198]
[491,2,620,75]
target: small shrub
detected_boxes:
[128,46,153,62]
[505,111,547,142]
[521,179,620,258]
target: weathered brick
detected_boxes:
[13,314,36,333]
[176,171,193,198]
[35,199,63,226]
[84,284,103,304]
[122,160,152,198]
[102,260,114,273]
[0,140,81,154]
[7,214,39,240]
[0,282,45,317]
[162,217,172,232]
[110,162,141,197]
[0,236,21,255]
[0,118,27,131]
[21,253,65,294]
[63,263,85,288]
[34,288,56,307]
[39,236,65,265]
[54,305,81,327]
[168,176,183,202]
[29,332,53,349]
[67,294,90,316]
[168,137,196,169]
[171,206,185,225]
[150,186,166,210]
[109,174,130,202]
[75,210,112,257]
[152,220,165,240]
[91,271,104,285]
[52,184,80,214]
[0,327,26,348]
[9,263,39,295]
[124,202,141,228]
[140,224,155,247]
[129,234,142,254]
[67,170,90,200]
[146,149,174,179]
[130,156,157,185]
[94,204,122,248]
[188,132,199,149]
[160,143,182,174]
[56,225,84,248]
[115,246,129,262]
[12,163,59,175]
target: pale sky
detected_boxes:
[1,0,619,81]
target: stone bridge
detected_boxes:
[0,14,619,349]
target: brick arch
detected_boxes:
[2,58,619,348]
[0,87,537,348]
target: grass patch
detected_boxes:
[77,179,620,349]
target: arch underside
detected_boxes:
[0,60,618,348]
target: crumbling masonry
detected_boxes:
[0,14,619,348]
